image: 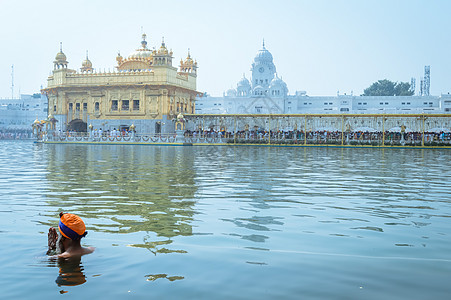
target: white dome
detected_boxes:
[226,88,237,97]
[237,76,251,87]
[254,45,273,63]
[270,76,286,88]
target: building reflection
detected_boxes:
[42,144,197,252]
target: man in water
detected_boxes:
[48,212,95,258]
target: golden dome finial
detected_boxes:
[81,50,93,72]
[116,51,123,64]
[141,33,148,48]
[54,42,68,68]
[184,49,193,65]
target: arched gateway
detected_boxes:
[67,119,87,132]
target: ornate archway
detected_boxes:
[67,119,87,132]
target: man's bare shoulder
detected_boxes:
[58,247,95,258]
[83,247,95,255]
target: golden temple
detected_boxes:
[42,34,199,134]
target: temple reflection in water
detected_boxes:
[42,144,197,252]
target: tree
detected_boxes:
[362,79,413,96]
[394,82,413,96]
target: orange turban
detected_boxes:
[58,213,87,240]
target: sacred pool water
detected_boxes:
[0,140,450,299]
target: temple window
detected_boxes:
[95,102,99,111]
[75,103,80,111]
[69,103,73,111]
[111,100,118,111]
[122,100,129,111]
[83,103,87,111]
[53,105,56,112]
[133,100,140,111]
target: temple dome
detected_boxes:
[55,51,67,62]
[270,75,286,88]
[226,88,237,97]
[82,57,92,68]
[128,48,152,59]
[54,42,67,63]
[237,75,251,87]
[128,33,152,59]
[254,41,273,63]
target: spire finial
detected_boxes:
[141,33,147,48]
[86,50,89,59]
[262,38,265,48]
[188,48,191,57]
[60,42,63,52]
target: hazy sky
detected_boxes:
[0,0,450,98]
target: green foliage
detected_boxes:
[363,79,414,96]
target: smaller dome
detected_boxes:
[54,42,67,62]
[184,50,194,65]
[55,51,67,62]
[226,88,237,97]
[270,76,286,88]
[82,58,92,68]
[269,74,288,97]
[237,75,251,87]
[157,37,169,55]
[81,51,93,72]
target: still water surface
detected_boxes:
[0,141,450,299]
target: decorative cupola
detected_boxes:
[54,42,68,70]
[179,49,197,75]
[152,37,173,66]
[236,73,251,97]
[116,51,123,65]
[80,51,93,73]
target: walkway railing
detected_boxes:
[221,131,450,146]
[42,132,179,143]
[38,130,451,147]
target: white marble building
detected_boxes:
[196,43,451,115]
[0,94,48,131]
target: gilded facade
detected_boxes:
[43,34,199,134]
